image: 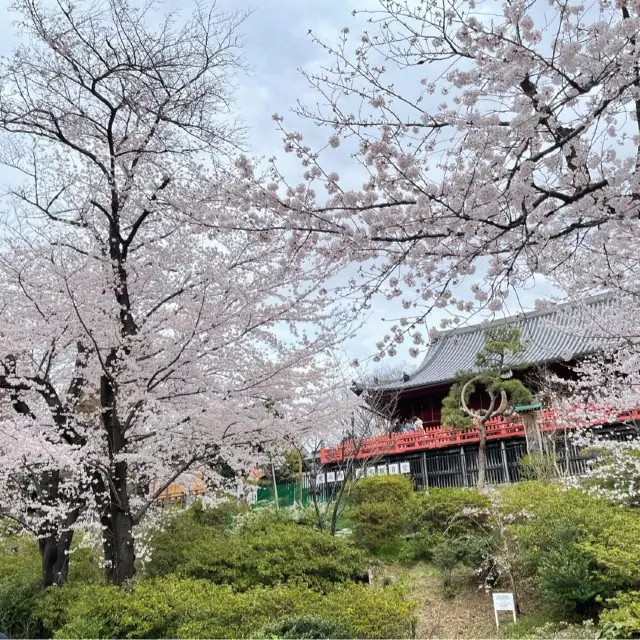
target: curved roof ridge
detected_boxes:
[372,291,616,393]
[427,291,614,341]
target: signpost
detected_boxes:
[492,592,516,629]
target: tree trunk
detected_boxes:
[297,452,303,505]
[477,424,487,488]
[39,530,74,587]
[104,508,136,585]
[270,458,279,509]
[99,369,137,585]
[330,501,340,535]
[34,472,80,587]
[99,457,136,585]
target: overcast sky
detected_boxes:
[0,0,559,371]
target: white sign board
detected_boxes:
[355,468,365,479]
[316,473,325,485]
[492,593,516,628]
[388,463,399,475]
[366,467,376,477]
[336,470,345,482]
[400,461,411,474]
[326,472,336,483]
[377,465,387,476]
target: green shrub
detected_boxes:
[351,500,410,553]
[504,618,599,639]
[402,487,489,562]
[67,543,104,585]
[44,577,417,639]
[260,615,349,639]
[500,482,640,618]
[349,476,414,553]
[145,501,248,578]
[39,583,127,639]
[409,487,490,535]
[0,536,44,639]
[179,522,368,591]
[431,533,494,596]
[350,475,414,506]
[230,503,306,533]
[192,499,250,526]
[518,453,559,482]
[535,526,603,617]
[600,591,640,638]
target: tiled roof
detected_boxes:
[372,293,616,392]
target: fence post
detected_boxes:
[523,411,544,454]
[420,451,429,489]
[460,446,468,487]
[500,440,510,483]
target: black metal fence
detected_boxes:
[258,428,637,508]
[309,435,593,494]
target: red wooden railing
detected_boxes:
[320,406,640,464]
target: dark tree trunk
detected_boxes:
[330,503,339,535]
[477,424,487,488]
[33,471,81,587]
[39,529,74,587]
[99,363,137,585]
[96,462,137,585]
[102,507,136,585]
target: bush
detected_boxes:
[535,526,603,617]
[350,475,414,507]
[431,533,493,596]
[349,476,414,553]
[409,487,490,535]
[38,583,128,639]
[144,501,247,578]
[179,522,368,591]
[0,536,44,639]
[43,577,417,639]
[351,500,410,554]
[66,542,104,585]
[500,482,640,618]
[260,615,349,639]
[504,618,599,639]
[600,591,640,638]
[403,487,490,562]
[518,453,559,482]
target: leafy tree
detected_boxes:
[442,327,532,487]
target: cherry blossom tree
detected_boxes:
[0,0,350,585]
[238,0,640,359]
[302,384,398,534]
[545,294,640,502]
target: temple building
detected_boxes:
[319,294,639,488]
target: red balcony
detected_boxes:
[319,406,640,464]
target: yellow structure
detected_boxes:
[155,475,206,505]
